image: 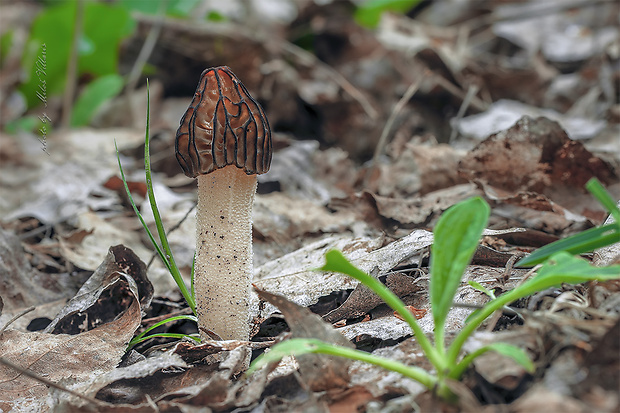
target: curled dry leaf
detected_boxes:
[45,245,153,334]
[256,287,353,392]
[0,228,66,313]
[0,245,150,411]
[458,116,616,204]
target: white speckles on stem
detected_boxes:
[195,165,257,341]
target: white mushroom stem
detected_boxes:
[195,164,257,341]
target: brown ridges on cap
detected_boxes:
[175,66,272,178]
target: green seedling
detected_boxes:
[127,315,200,349]
[248,197,620,401]
[116,82,197,349]
[517,178,620,267]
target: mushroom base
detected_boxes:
[195,165,257,341]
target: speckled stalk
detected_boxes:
[195,165,256,341]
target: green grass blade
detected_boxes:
[247,338,438,391]
[586,178,620,222]
[128,332,200,348]
[448,252,620,365]
[468,280,496,299]
[516,224,620,267]
[430,197,490,354]
[115,140,173,276]
[319,250,444,371]
[142,81,196,313]
[191,251,196,302]
[517,179,619,267]
[449,342,534,379]
[127,315,198,349]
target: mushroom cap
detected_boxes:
[175,66,272,178]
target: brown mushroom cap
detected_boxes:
[175,66,272,178]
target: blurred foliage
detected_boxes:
[14,0,226,130]
[119,0,201,18]
[354,0,422,28]
[70,73,124,127]
[20,1,134,109]
[5,116,39,134]
[0,31,13,66]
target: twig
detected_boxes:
[448,83,479,142]
[431,72,487,111]
[147,204,195,270]
[281,41,378,120]
[364,74,424,188]
[0,356,105,406]
[140,307,193,325]
[125,0,167,123]
[0,306,35,333]
[61,0,84,128]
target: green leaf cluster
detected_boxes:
[249,192,620,401]
[20,1,135,109]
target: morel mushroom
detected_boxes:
[175,66,271,341]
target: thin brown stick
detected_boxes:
[448,83,479,142]
[125,0,167,125]
[0,356,105,406]
[364,74,425,188]
[61,0,84,128]
[0,306,35,333]
[281,41,378,120]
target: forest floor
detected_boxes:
[1,1,619,412]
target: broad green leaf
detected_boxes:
[516,224,619,267]
[448,251,620,365]
[247,339,320,375]
[5,115,39,134]
[484,343,535,373]
[354,0,422,29]
[320,250,443,370]
[0,30,13,64]
[430,197,490,340]
[514,252,620,296]
[120,0,201,17]
[20,2,134,108]
[70,74,123,126]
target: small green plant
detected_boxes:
[516,178,620,267]
[248,196,620,401]
[116,83,198,349]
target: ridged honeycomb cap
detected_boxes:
[175,66,272,178]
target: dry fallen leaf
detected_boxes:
[256,288,353,392]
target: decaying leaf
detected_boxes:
[0,228,67,313]
[0,292,141,411]
[256,288,353,392]
[45,245,153,334]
